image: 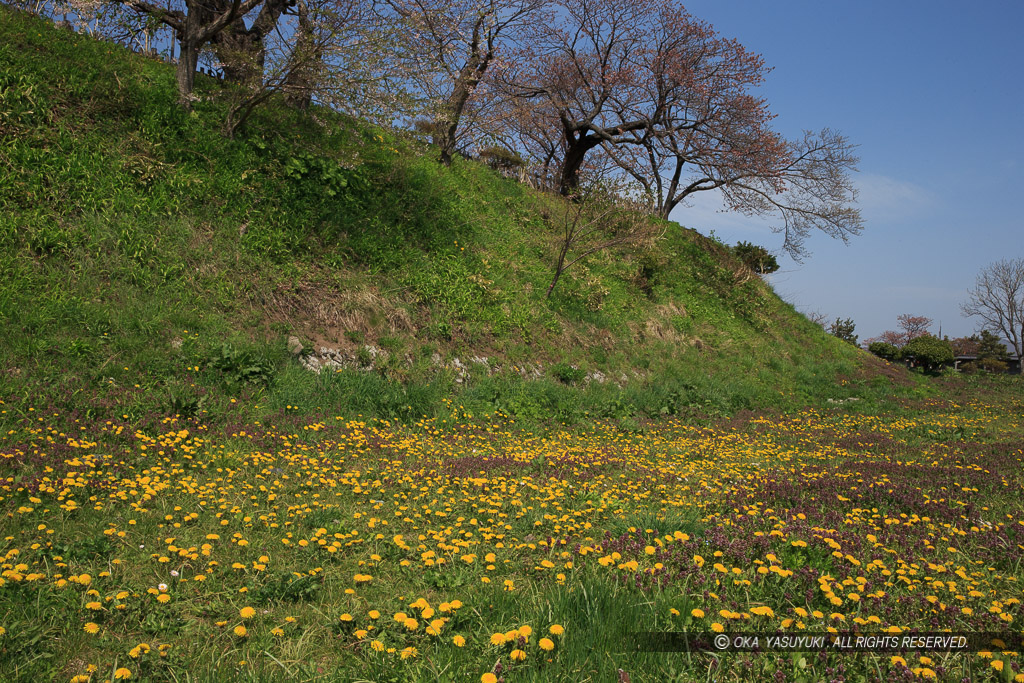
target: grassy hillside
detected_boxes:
[0,7,911,430]
[3,12,1023,683]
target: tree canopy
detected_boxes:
[961,258,1024,360]
[36,0,862,258]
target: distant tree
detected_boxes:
[805,310,829,328]
[869,314,932,349]
[961,257,1024,361]
[897,314,932,342]
[871,329,907,347]
[733,242,779,274]
[949,335,979,357]
[902,334,953,372]
[867,341,901,362]
[828,317,858,345]
[974,330,1011,372]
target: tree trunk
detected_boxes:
[283,0,316,110]
[176,37,199,106]
[433,59,485,166]
[434,114,460,166]
[558,135,600,196]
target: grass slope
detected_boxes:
[0,7,911,430]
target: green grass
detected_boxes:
[0,6,918,433]
[0,374,1020,682]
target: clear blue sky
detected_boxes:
[673,0,1023,342]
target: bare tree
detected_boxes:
[961,258,1024,360]
[804,310,828,328]
[896,314,932,342]
[380,0,548,165]
[546,195,660,298]
[867,314,932,348]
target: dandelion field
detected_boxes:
[1,383,1022,682]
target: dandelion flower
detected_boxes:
[113,668,132,680]
[240,606,255,619]
[453,635,466,647]
[510,649,526,661]
[539,637,555,651]
[549,624,564,635]
[83,622,100,634]
[233,625,247,637]
[481,675,497,683]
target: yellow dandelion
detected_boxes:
[233,625,247,637]
[539,637,555,651]
[240,606,256,619]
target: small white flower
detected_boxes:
[158,583,168,592]
[170,570,179,577]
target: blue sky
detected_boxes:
[673,0,1023,341]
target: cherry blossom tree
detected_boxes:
[500,0,861,256]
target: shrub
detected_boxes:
[550,361,586,385]
[733,241,779,274]
[868,341,901,361]
[902,335,953,371]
